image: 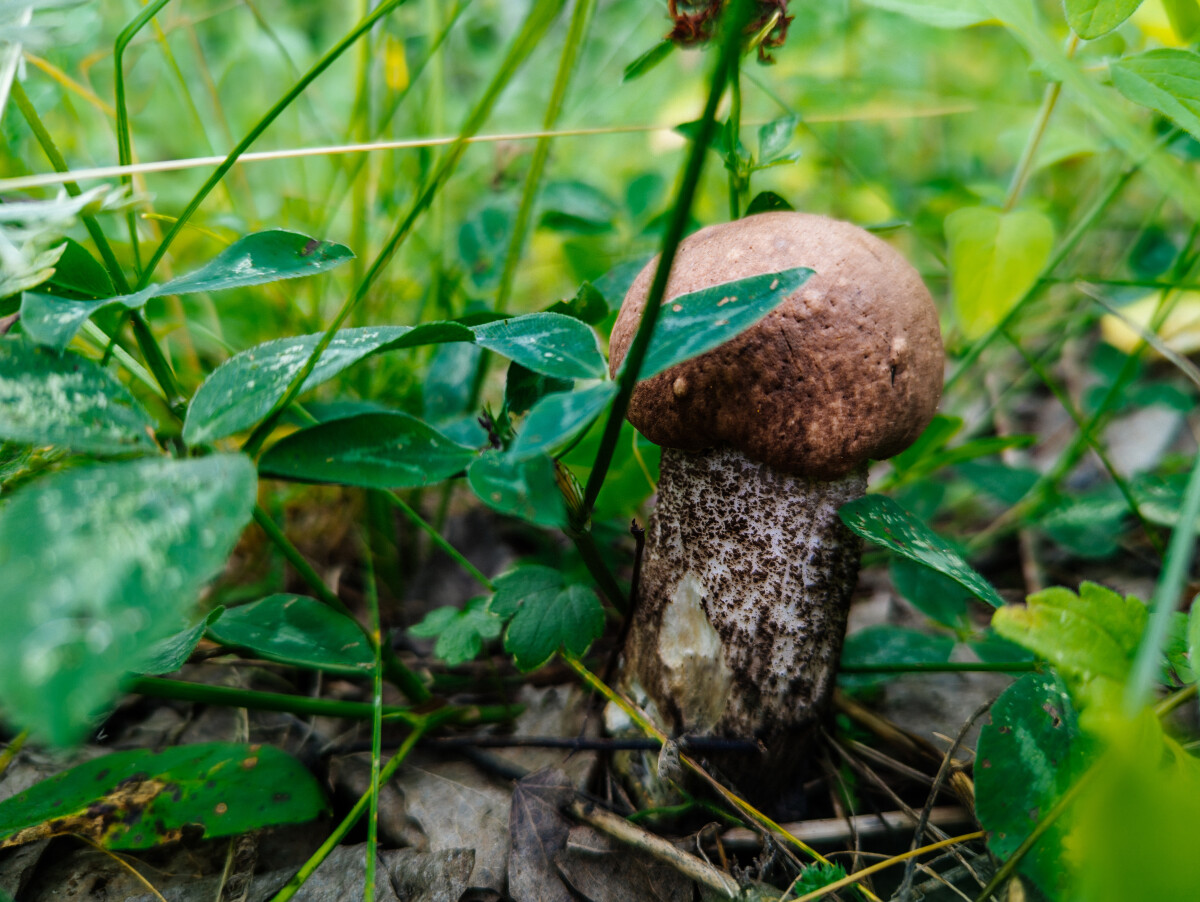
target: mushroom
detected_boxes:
[607,211,943,806]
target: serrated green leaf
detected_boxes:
[632,266,813,381]
[1065,0,1143,38]
[839,494,1005,608]
[473,312,606,380]
[183,322,472,445]
[991,582,1147,686]
[489,566,604,671]
[467,451,566,528]
[859,0,991,27]
[136,607,225,676]
[206,594,373,676]
[0,339,157,455]
[0,743,327,850]
[623,39,674,81]
[511,382,616,461]
[259,412,477,489]
[946,206,1054,339]
[1112,49,1200,144]
[409,597,502,666]
[21,230,353,352]
[976,671,1091,900]
[0,454,257,746]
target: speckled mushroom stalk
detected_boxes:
[607,212,944,807]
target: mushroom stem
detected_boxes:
[619,446,866,806]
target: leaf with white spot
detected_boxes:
[21,230,354,352]
[0,454,257,746]
[0,339,156,455]
[632,266,813,380]
[183,323,472,445]
[473,313,606,380]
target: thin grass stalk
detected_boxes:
[268,717,439,902]
[138,0,412,290]
[114,0,173,272]
[1126,448,1200,710]
[240,0,567,457]
[381,492,494,591]
[581,0,753,515]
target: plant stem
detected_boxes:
[381,492,494,592]
[1002,34,1076,213]
[582,0,753,516]
[727,58,742,221]
[363,540,384,902]
[840,661,1039,674]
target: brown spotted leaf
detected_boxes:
[0,743,327,850]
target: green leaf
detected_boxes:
[21,230,354,352]
[473,312,606,380]
[991,582,1147,685]
[505,362,574,418]
[0,743,327,850]
[543,282,609,325]
[1064,0,1143,38]
[945,206,1055,339]
[623,39,674,82]
[467,451,567,528]
[744,191,794,215]
[839,625,955,688]
[633,266,813,380]
[839,494,1006,608]
[0,454,257,746]
[206,594,374,676]
[889,556,973,628]
[1112,49,1200,144]
[976,671,1091,900]
[409,597,502,666]
[136,608,226,676]
[859,0,991,27]
[259,412,477,489]
[757,115,799,163]
[183,322,472,445]
[511,382,617,460]
[0,339,157,455]
[539,181,619,235]
[489,565,605,671]
[44,239,114,299]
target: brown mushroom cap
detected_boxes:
[608,211,944,479]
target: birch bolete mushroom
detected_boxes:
[607,211,943,804]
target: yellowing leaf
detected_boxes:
[945,206,1055,339]
[1099,290,1200,356]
